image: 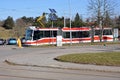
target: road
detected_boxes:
[0,45,120,80]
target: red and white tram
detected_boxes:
[23,26,113,46]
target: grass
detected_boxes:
[63,42,120,46]
[0,26,25,39]
[55,52,120,66]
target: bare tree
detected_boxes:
[88,0,114,26]
[88,0,115,42]
[0,20,4,27]
[15,18,26,38]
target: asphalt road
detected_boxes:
[0,45,120,80]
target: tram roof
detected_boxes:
[27,26,112,31]
[28,26,90,31]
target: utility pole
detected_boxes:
[69,0,72,45]
[64,11,66,28]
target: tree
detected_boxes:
[115,16,120,28]
[73,13,85,27]
[3,16,15,29]
[21,16,35,26]
[74,13,81,22]
[54,17,64,28]
[0,20,4,27]
[103,11,112,27]
[15,18,26,37]
[88,0,115,42]
[88,0,114,26]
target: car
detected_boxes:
[118,36,120,41]
[6,38,17,45]
[20,37,25,44]
[0,39,6,45]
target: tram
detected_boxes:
[23,26,113,46]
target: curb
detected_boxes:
[4,59,120,73]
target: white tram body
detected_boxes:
[23,26,113,46]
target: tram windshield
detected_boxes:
[25,29,33,40]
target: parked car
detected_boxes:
[6,38,17,45]
[0,39,6,45]
[20,37,25,44]
[118,36,120,41]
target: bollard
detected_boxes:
[17,38,22,48]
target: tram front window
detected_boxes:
[25,29,33,40]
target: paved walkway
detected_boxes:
[4,45,120,73]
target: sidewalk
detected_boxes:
[4,45,120,73]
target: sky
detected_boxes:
[0,0,120,20]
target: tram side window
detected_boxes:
[103,29,112,35]
[63,32,70,38]
[33,31,43,40]
[95,30,100,35]
[72,32,79,38]
[53,31,57,37]
[44,31,50,37]
[63,31,89,38]
[33,31,57,40]
[44,31,57,37]
[79,31,90,38]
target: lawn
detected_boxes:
[55,52,120,66]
